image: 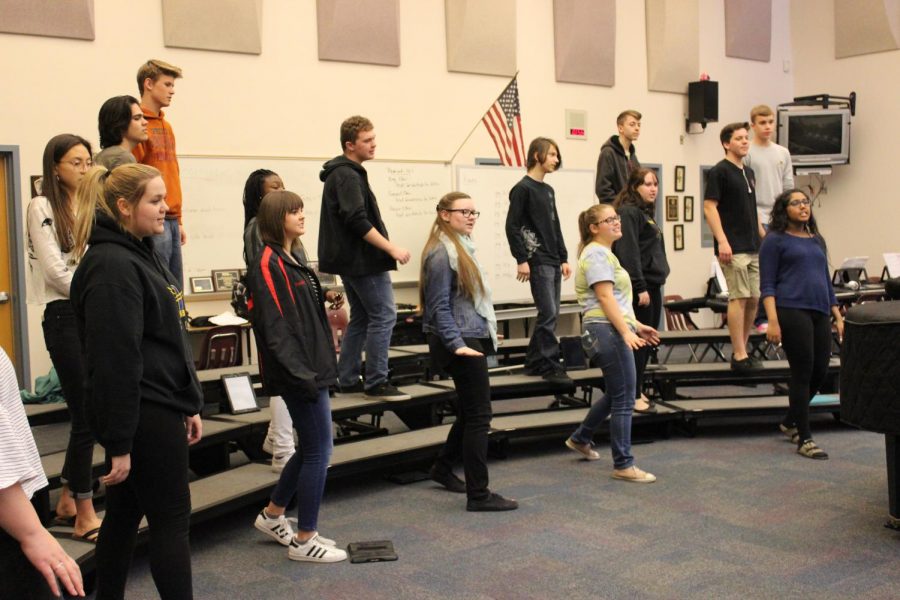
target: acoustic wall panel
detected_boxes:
[317,0,400,66]
[724,0,771,62]
[445,0,516,76]
[162,0,261,55]
[645,0,699,93]
[834,0,900,58]
[0,0,94,41]
[553,0,616,86]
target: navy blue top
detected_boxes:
[759,231,837,315]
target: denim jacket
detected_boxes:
[422,245,490,352]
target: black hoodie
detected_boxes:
[317,156,396,277]
[70,212,202,456]
[595,135,640,204]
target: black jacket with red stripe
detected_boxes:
[247,244,337,400]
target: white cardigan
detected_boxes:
[26,196,76,305]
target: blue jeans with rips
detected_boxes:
[570,321,636,469]
[152,218,183,290]
[270,388,333,532]
[337,271,397,390]
[525,263,562,375]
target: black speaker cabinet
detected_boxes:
[688,80,718,125]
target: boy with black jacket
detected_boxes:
[595,110,642,204]
[318,116,411,400]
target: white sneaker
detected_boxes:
[255,511,337,547]
[288,535,347,563]
[271,450,295,473]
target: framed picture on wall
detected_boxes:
[674,165,686,192]
[673,224,685,251]
[212,269,240,292]
[684,196,694,222]
[666,195,679,221]
[190,276,215,294]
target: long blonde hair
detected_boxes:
[73,164,161,260]
[419,192,485,307]
[577,204,615,256]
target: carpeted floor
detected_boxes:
[97,413,900,600]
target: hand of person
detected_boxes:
[718,240,733,264]
[102,454,131,486]
[766,321,782,345]
[516,262,530,283]
[636,323,660,345]
[637,291,650,306]
[561,262,572,281]
[325,290,344,310]
[834,318,844,344]
[21,529,85,597]
[622,330,647,350]
[185,414,203,446]
[390,246,411,265]
[454,346,484,357]
[180,224,187,246]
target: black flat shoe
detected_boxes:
[466,493,518,512]
[429,466,466,493]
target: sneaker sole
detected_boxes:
[565,438,601,461]
[288,549,347,563]
[365,393,412,401]
[611,472,657,483]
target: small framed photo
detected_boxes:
[674,165,686,192]
[190,276,215,294]
[212,269,240,292]
[683,196,694,222]
[666,195,679,222]
[673,224,685,251]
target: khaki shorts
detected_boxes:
[719,253,759,299]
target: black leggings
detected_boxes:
[777,307,832,442]
[631,285,662,399]
[428,335,493,500]
[42,300,96,497]
[95,403,192,600]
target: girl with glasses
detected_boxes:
[565,203,660,482]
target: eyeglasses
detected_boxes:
[597,215,621,225]
[788,199,811,207]
[444,209,481,219]
[60,159,93,170]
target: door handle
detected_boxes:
[0,291,9,304]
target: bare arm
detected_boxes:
[362,227,410,264]
[703,199,732,263]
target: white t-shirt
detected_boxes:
[0,349,48,500]
[745,142,794,225]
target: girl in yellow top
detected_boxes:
[565,204,660,482]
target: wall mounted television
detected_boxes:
[777,107,851,167]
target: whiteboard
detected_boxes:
[179,156,451,284]
[456,165,597,304]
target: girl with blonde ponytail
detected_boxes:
[70,162,203,599]
[419,192,517,512]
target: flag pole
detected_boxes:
[449,72,519,165]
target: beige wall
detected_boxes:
[790,1,899,280]
[0,0,794,384]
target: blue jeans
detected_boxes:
[570,322,636,469]
[338,272,396,389]
[526,263,562,374]
[152,218,183,290]
[270,388,333,532]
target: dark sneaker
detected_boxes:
[336,381,364,395]
[730,356,760,372]
[466,492,519,512]
[429,466,466,493]
[364,383,412,400]
[542,371,574,386]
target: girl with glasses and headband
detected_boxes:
[565,203,660,483]
[760,189,843,459]
[25,134,103,543]
[420,192,517,511]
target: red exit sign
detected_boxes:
[569,128,585,137]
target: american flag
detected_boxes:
[482,77,524,167]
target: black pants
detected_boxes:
[631,285,662,399]
[777,307,832,442]
[42,300,95,498]
[95,403,192,600]
[428,335,493,500]
[0,488,50,600]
